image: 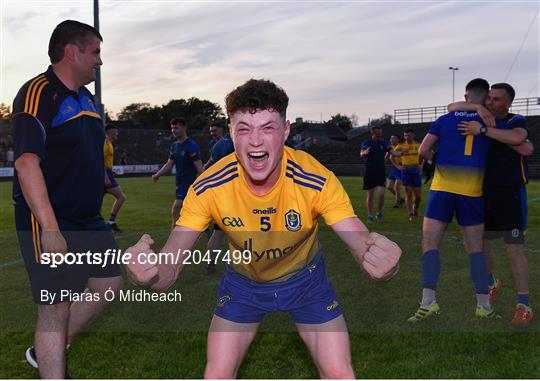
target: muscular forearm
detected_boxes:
[15,154,59,230]
[511,140,534,156]
[331,217,369,264]
[150,226,201,291]
[485,127,527,146]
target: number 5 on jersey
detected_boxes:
[260,216,271,232]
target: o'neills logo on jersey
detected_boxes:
[285,209,302,232]
[252,207,277,215]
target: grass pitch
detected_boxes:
[0,176,538,378]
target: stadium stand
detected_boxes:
[0,101,538,178]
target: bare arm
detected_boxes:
[447,102,496,128]
[15,153,67,254]
[125,226,202,291]
[511,139,534,157]
[193,159,204,176]
[360,147,370,157]
[418,133,438,162]
[152,159,174,182]
[331,217,401,281]
[458,121,527,146]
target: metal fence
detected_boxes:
[394,97,540,124]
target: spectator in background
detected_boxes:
[120,149,128,165]
[6,146,14,167]
[205,123,224,164]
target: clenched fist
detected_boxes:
[125,234,158,286]
[361,232,401,281]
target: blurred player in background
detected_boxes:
[203,123,235,275]
[152,118,204,228]
[408,78,496,321]
[104,124,127,232]
[449,83,534,324]
[394,129,422,221]
[386,134,404,208]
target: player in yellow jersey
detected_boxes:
[104,124,127,232]
[386,134,404,208]
[393,129,422,221]
[125,79,402,378]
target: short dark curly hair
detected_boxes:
[225,79,289,118]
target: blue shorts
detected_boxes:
[425,190,484,226]
[401,167,422,187]
[105,169,119,189]
[388,167,402,181]
[214,254,342,324]
[175,183,190,200]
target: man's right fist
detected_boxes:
[151,173,160,183]
[126,234,158,286]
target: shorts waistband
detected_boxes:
[225,251,325,290]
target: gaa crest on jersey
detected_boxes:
[284,209,302,231]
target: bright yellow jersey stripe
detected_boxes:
[464,135,474,156]
[66,110,101,123]
[31,213,41,263]
[30,80,49,117]
[24,75,46,114]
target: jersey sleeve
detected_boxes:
[176,186,213,231]
[11,78,53,161]
[360,140,369,150]
[429,116,442,136]
[508,115,528,138]
[189,141,201,161]
[317,172,357,225]
[169,144,175,160]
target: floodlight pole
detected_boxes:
[449,66,459,102]
[94,0,104,124]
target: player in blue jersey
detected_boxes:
[360,126,392,223]
[203,127,235,275]
[408,78,498,321]
[12,20,122,378]
[152,118,204,228]
[449,83,534,324]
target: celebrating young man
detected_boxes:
[126,79,402,378]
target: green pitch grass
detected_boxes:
[0,176,538,378]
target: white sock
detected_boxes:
[476,294,491,309]
[421,288,436,307]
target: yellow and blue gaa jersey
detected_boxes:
[395,142,420,166]
[391,145,402,166]
[429,111,490,197]
[177,146,357,282]
[104,139,114,170]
